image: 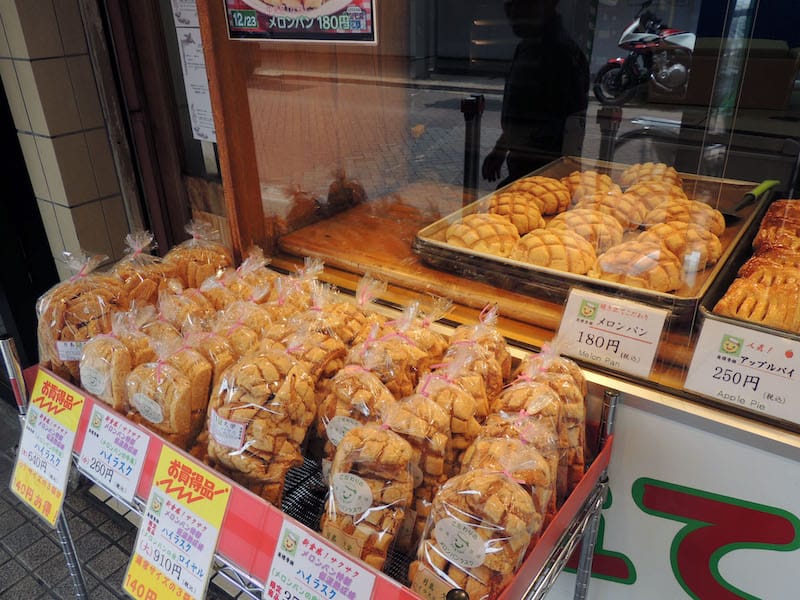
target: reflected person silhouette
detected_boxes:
[482,0,590,187]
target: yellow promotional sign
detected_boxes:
[124,445,231,599]
[10,370,85,526]
[152,446,230,527]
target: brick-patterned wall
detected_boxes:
[0,0,130,280]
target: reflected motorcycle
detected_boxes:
[594,0,696,105]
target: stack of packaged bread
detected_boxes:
[713,199,800,333]
[37,223,592,600]
[444,162,726,293]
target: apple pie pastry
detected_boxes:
[713,278,800,333]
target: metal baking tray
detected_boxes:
[413,157,771,323]
[699,197,800,341]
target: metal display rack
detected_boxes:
[5,339,617,600]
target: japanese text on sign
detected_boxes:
[124,446,230,599]
[9,370,84,527]
[226,0,377,44]
[685,318,800,423]
[78,403,150,503]
[557,289,668,378]
[264,520,376,600]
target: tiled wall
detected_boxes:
[0,0,130,280]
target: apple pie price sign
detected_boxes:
[557,289,668,378]
[685,318,800,424]
[226,0,377,43]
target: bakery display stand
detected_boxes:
[6,346,617,600]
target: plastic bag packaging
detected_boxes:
[352,274,389,342]
[525,371,586,496]
[480,413,561,526]
[382,297,452,364]
[262,257,324,323]
[112,231,177,306]
[514,340,588,397]
[283,322,348,382]
[348,326,432,399]
[320,424,414,571]
[157,279,216,331]
[112,306,159,367]
[460,437,552,546]
[441,342,504,418]
[206,351,316,505]
[417,369,482,476]
[162,340,213,442]
[37,252,128,384]
[79,334,131,410]
[408,469,537,600]
[126,359,194,448]
[183,328,237,390]
[316,365,395,478]
[291,281,373,347]
[489,378,567,503]
[450,304,512,381]
[381,394,451,553]
[163,220,233,289]
[198,246,277,309]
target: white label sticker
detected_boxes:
[210,410,246,449]
[434,517,485,568]
[326,416,361,447]
[57,341,86,361]
[332,473,373,516]
[131,393,164,425]
[556,289,668,378]
[80,366,108,397]
[685,317,800,424]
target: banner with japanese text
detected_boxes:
[10,370,85,526]
[226,0,376,43]
[124,445,231,599]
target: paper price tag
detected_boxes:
[264,520,376,600]
[78,403,150,504]
[124,446,231,600]
[557,289,668,378]
[10,370,85,527]
[685,318,800,423]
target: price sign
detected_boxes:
[557,289,668,378]
[226,0,377,44]
[264,520,376,600]
[10,370,85,526]
[78,403,150,504]
[124,446,231,600]
[685,317,800,423]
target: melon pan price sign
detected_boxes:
[226,0,377,43]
